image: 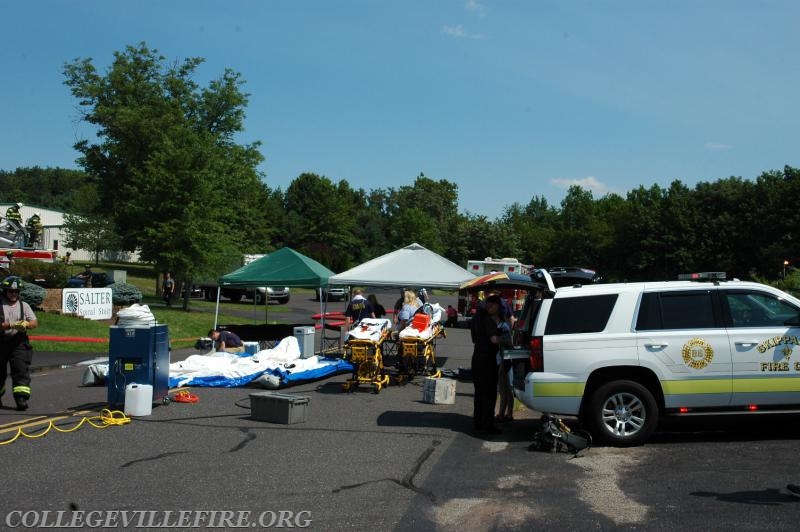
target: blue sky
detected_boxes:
[1,1,798,219]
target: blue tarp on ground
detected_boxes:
[168,337,353,389]
[168,356,353,388]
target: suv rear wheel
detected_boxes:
[585,380,658,446]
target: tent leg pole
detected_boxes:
[213,287,221,330]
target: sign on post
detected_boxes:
[62,288,113,320]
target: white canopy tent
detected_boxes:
[328,243,475,289]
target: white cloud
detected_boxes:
[704,142,733,150]
[550,176,611,196]
[465,0,486,16]
[441,24,484,39]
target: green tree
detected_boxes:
[660,180,697,278]
[0,167,89,211]
[753,166,800,278]
[592,193,627,280]
[63,43,266,309]
[691,177,757,277]
[62,213,120,265]
[499,196,558,267]
[283,173,358,271]
[384,173,460,255]
[460,213,509,263]
[552,186,602,268]
[619,184,666,280]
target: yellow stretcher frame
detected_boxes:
[396,323,445,383]
[342,332,391,393]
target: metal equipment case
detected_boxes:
[422,377,456,404]
[249,392,309,424]
[107,324,170,407]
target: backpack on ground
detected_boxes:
[529,414,592,456]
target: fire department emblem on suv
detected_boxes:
[682,338,714,369]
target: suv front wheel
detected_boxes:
[585,380,658,446]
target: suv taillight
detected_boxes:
[529,336,543,372]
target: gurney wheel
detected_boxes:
[372,383,381,394]
[162,396,171,405]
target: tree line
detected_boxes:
[3,164,797,284]
[0,43,796,308]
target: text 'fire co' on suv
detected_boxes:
[505,270,800,446]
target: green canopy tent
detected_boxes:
[213,247,336,338]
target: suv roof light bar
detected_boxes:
[677,272,727,281]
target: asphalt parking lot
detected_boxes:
[2,292,800,530]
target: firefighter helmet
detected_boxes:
[2,276,23,291]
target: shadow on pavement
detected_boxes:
[377,410,539,442]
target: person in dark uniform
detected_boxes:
[0,276,38,410]
[344,288,374,327]
[162,272,176,307]
[367,294,386,318]
[77,265,93,287]
[470,294,503,435]
[208,328,244,353]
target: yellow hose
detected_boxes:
[0,409,131,445]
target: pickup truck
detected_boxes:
[198,284,290,304]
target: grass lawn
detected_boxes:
[31,262,318,353]
[31,262,301,352]
[34,299,292,352]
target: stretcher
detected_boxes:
[341,318,393,393]
[396,304,445,382]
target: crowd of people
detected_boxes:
[7,264,517,438]
[339,285,518,437]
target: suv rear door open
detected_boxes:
[459,269,556,392]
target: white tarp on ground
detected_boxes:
[328,243,475,289]
[168,336,353,388]
[82,337,354,389]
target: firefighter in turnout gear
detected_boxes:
[25,212,43,248]
[0,276,38,410]
[5,202,23,225]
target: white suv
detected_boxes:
[508,270,800,446]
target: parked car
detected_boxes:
[65,271,113,288]
[264,286,290,304]
[182,284,205,299]
[199,283,290,304]
[317,286,348,301]
[506,270,800,446]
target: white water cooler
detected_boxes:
[293,326,315,358]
